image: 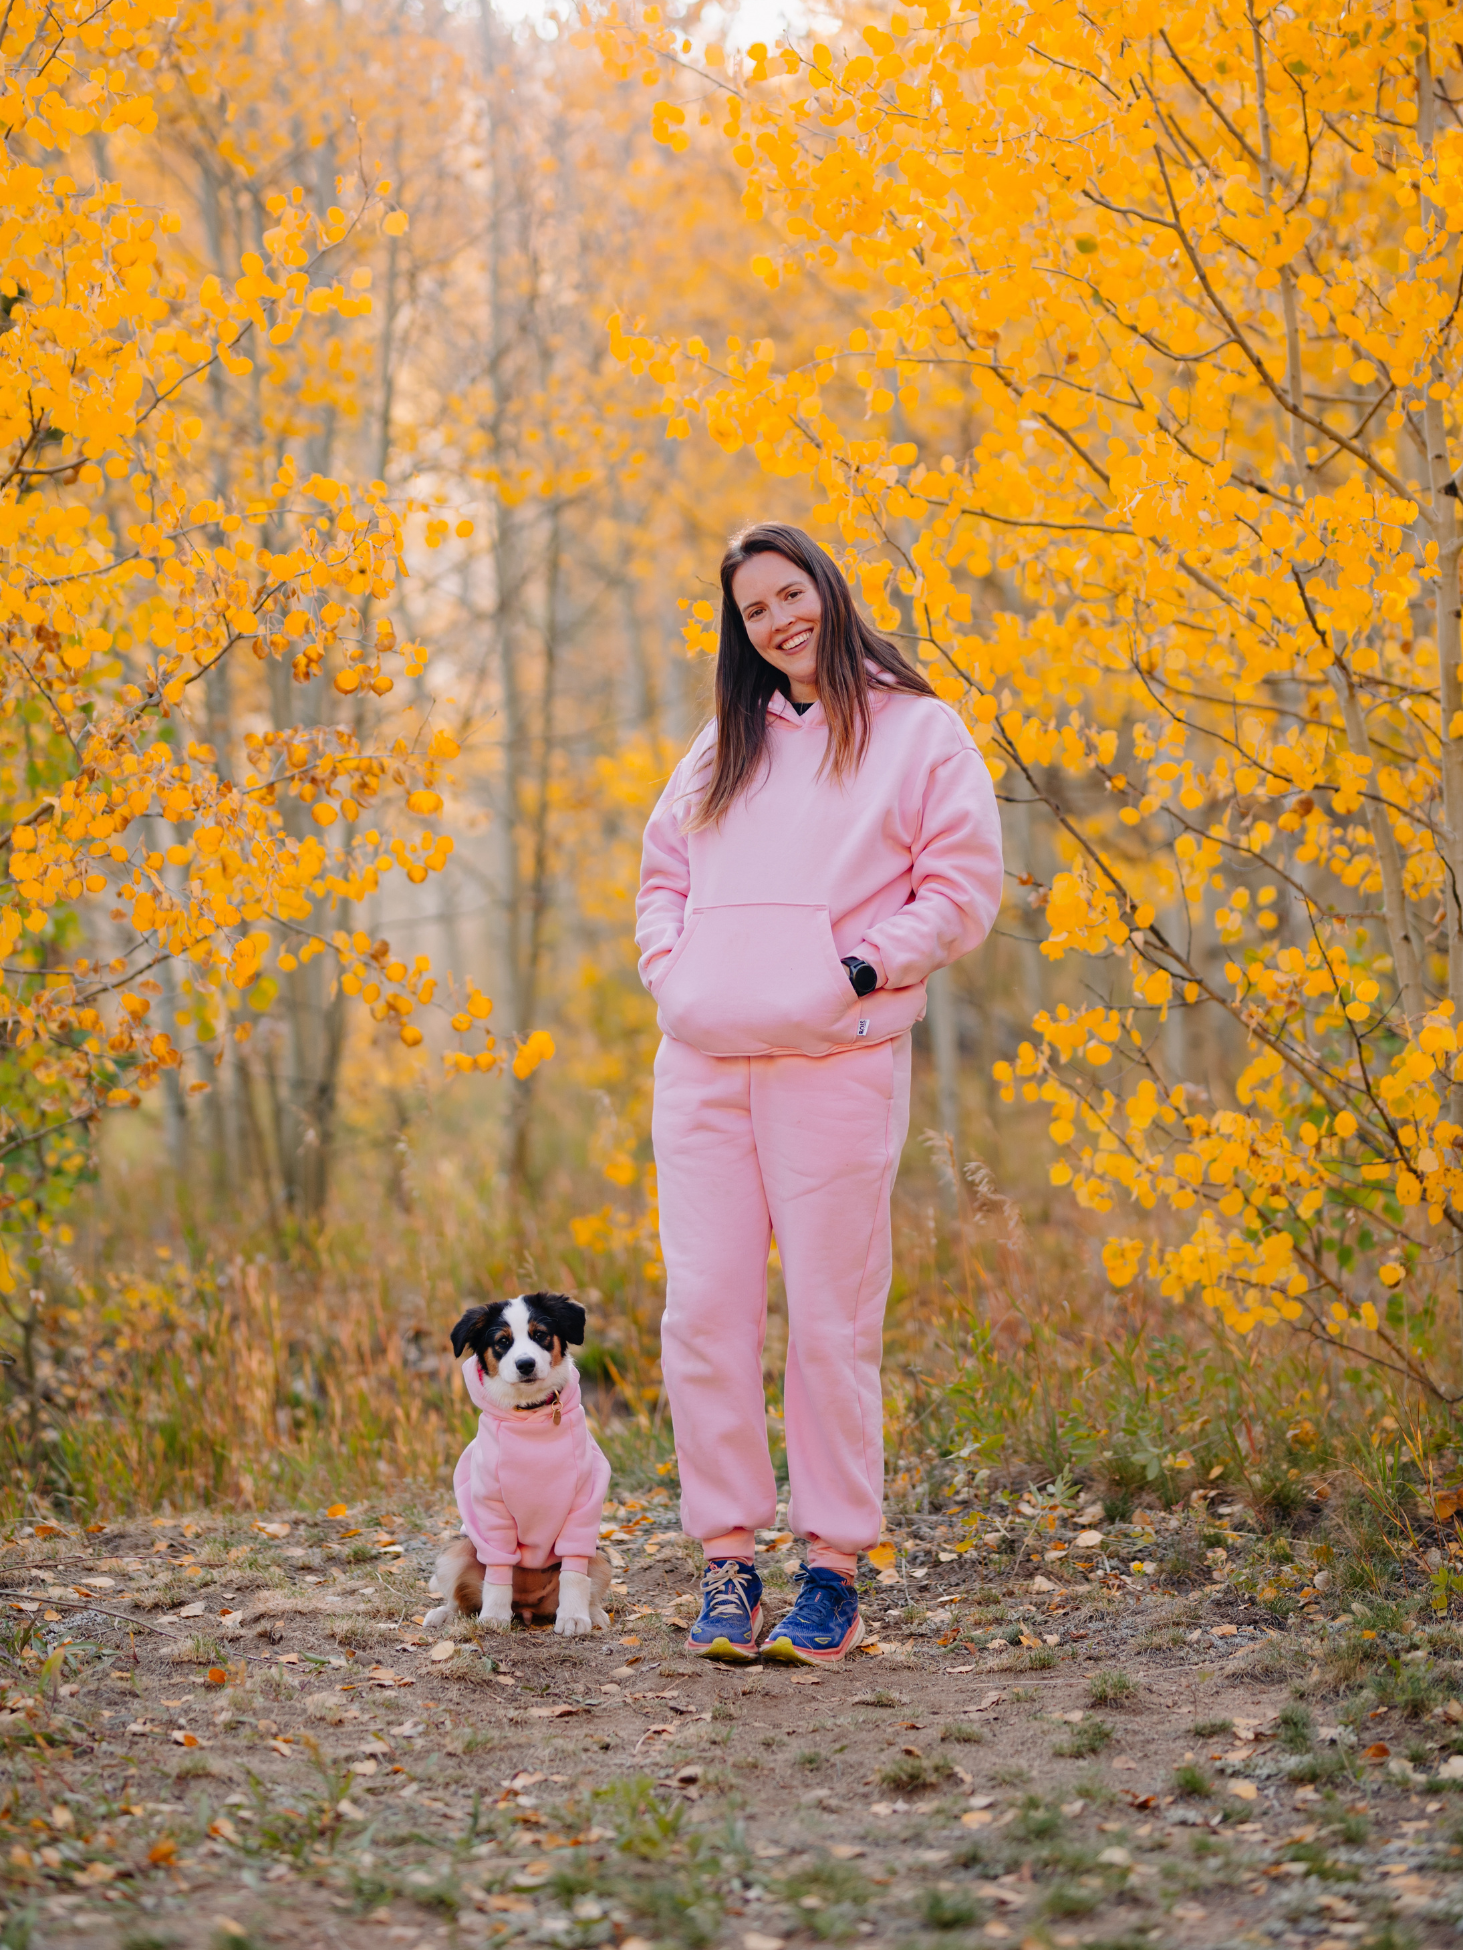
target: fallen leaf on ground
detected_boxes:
[427,1641,456,1663]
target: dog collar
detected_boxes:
[512,1388,563,1426]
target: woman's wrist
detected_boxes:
[841,955,878,998]
[848,945,886,991]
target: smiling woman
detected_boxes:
[635,521,1005,1669]
[731,551,822,702]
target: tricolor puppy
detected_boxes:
[426,1292,612,1637]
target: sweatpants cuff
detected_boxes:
[702,1527,756,1561]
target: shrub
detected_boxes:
[1086,1669,1136,1708]
[877,1751,954,1792]
[1054,1719,1113,1758]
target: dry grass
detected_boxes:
[0,1055,1452,1553]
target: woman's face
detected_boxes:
[730,550,822,702]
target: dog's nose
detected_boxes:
[515,1356,539,1377]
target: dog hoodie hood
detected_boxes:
[452,1361,610,1571]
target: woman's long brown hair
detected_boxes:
[690,523,935,828]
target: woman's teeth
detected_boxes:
[780,630,812,652]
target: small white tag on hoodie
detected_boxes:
[857,1018,870,1037]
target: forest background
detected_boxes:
[1,0,1457,1550]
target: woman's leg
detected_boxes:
[755,1034,912,1557]
[653,1034,778,1545]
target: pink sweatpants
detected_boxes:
[652,1031,912,1557]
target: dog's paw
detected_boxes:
[423,1603,451,1631]
[589,1605,610,1631]
[479,1583,515,1630]
[554,1569,595,1638]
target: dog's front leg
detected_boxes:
[553,1569,597,1637]
[479,1580,515,1631]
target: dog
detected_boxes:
[425,1291,612,1637]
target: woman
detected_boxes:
[636,523,1003,1664]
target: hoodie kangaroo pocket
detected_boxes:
[655,902,860,1056]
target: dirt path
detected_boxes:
[1,1493,1459,1949]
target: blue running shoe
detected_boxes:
[686,1558,763,1663]
[761,1564,864,1665]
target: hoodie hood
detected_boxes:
[462,1357,582,1425]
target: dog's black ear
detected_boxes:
[530,1290,586,1347]
[450,1305,498,1359]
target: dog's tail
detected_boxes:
[431,1536,484,1620]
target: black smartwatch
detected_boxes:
[841,956,878,998]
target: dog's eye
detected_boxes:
[492,1337,512,1355]
[530,1328,551,1347]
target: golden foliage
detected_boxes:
[594,0,1463,1393]
[0,0,537,1250]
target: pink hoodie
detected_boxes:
[636,686,1003,1057]
[452,1363,610,1572]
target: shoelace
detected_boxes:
[703,1560,753,1619]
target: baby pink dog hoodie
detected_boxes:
[452,1363,610,1573]
[636,685,1003,1056]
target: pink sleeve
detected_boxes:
[856,745,1003,990]
[634,752,698,995]
[553,1435,612,1565]
[454,1434,521,1570]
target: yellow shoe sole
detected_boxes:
[687,1632,760,1664]
[761,1615,865,1665]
